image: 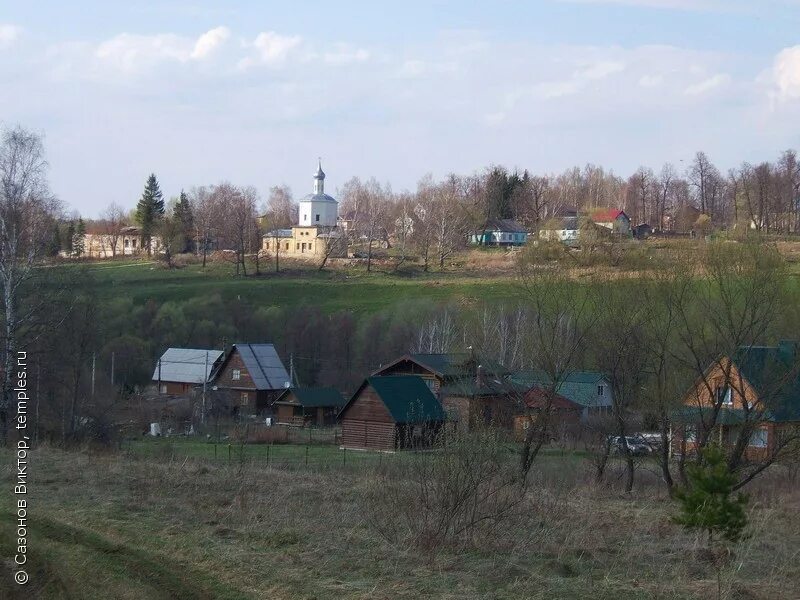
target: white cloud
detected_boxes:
[322,44,370,66]
[683,73,730,95]
[95,26,232,71]
[238,31,302,69]
[0,24,22,48]
[190,26,230,60]
[639,74,663,87]
[578,60,625,80]
[772,46,800,101]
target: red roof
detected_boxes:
[523,386,581,411]
[591,209,627,223]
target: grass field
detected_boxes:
[2,444,798,599]
[54,257,526,313]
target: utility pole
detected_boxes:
[158,358,162,394]
[110,351,115,388]
[290,353,295,387]
[202,351,209,425]
[91,352,96,399]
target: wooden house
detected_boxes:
[338,376,446,451]
[212,343,290,415]
[510,371,613,422]
[470,219,528,246]
[152,348,224,395]
[512,386,582,440]
[671,341,800,461]
[273,387,346,427]
[372,353,522,431]
[589,208,631,236]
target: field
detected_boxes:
[52,254,528,314]
[2,443,799,599]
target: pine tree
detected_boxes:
[674,444,748,544]
[135,173,165,254]
[47,223,62,257]
[64,221,75,254]
[72,218,86,257]
[173,189,194,252]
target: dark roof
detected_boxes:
[341,376,446,424]
[402,353,509,379]
[440,376,527,398]
[524,386,581,411]
[483,218,527,233]
[731,342,800,422]
[275,387,346,408]
[229,343,290,391]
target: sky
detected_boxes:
[2,0,800,216]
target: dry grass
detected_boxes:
[1,447,798,599]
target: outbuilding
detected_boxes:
[338,376,446,451]
[273,387,346,427]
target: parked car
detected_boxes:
[608,435,651,456]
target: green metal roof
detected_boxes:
[407,353,509,379]
[277,387,346,408]
[511,370,610,408]
[366,376,446,424]
[731,342,800,422]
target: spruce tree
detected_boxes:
[173,189,194,252]
[135,173,165,254]
[72,218,86,257]
[64,221,75,254]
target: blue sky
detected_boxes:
[2,0,800,215]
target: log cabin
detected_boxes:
[338,376,446,451]
[273,387,346,427]
[212,343,290,416]
[372,353,521,431]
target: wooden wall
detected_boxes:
[340,386,397,451]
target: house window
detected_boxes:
[240,392,249,406]
[315,214,320,222]
[685,425,696,443]
[296,243,300,250]
[750,428,768,448]
[265,242,270,250]
[285,243,289,250]
[715,386,732,405]
[124,239,130,248]
[232,369,241,381]
[301,243,306,252]
[132,239,137,248]
[597,385,605,397]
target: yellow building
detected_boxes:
[262,161,347,260]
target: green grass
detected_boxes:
[50,258,525,313]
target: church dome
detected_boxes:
[302,158,337,204]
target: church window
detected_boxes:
[316,214,320,222]
[296,243,300,250]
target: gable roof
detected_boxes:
[483,218,527,233]
[152,348,224,384]
[341,376,446,424]
[227,343,290,390]
[524,386,582,411]
[511,371,611,407]
[275,387,346,408]
[378,353,509,379]
[731,342,800,422]
[591,209,628,223]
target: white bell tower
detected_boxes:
[298,158,338,227]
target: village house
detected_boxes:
[212,343,291,415]
[511,371,614,422]
[512,386,582,441]
[372,353,521,431]
[338,376,446,451]
[262,161,347,260]
[540,215,580,245]
[84,225,163,258]
[470,218,528,246]
[273,387,346,427]
[589,208,631,235]
[152,348,224,395]
[671,341,800,461]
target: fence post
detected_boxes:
[267,443,271,466]
[343,447,346,467]
[214,443,217,460]
[228,444,231,463]
[305,445,309,467]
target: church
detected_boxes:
[262,160,347,260]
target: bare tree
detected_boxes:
[0,126,59,444]
[190,186,218,268]
[265,185,297,228]
[100,202,125,257]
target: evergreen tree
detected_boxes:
[674,444,748,544]
[72,218,86,257]
[135,173,165,254]
[46,223,62,257]
[173,189,194,252]
[64,221,75,254]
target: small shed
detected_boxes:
[273,387,346,427]
[338,376,446,451]
[152,348,224,395]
